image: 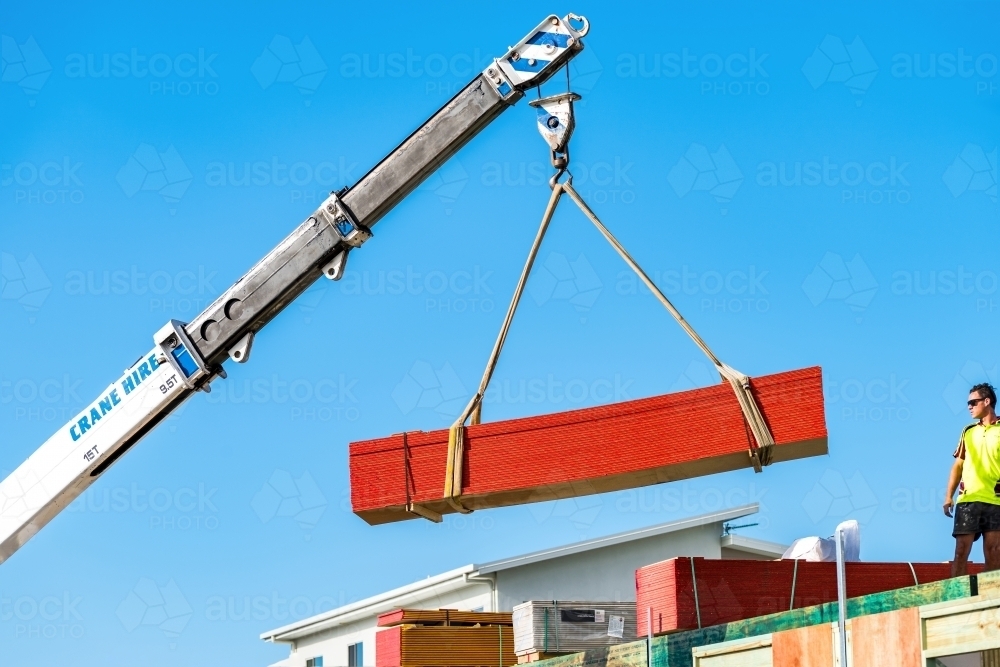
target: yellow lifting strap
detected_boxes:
[422,179,777,519]
[441,184,565,515]
[560,182,775,472]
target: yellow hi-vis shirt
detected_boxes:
[954,420,1000,505]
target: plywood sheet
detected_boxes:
[850,608,920,667]
[771,623,833,667]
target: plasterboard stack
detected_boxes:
[351,367,827,525]
[513,601,637,661]
[375,608,515,667]
[635,557,983,635]
[525,571,989,667]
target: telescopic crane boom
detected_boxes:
[0,14,591,563]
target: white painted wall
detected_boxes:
[281,585,491,667]
[495,522,723,610]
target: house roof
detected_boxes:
[261,503,763,643]
[721,533,788,559]
[471,504,760,575]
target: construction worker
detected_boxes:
[945,383,1000,575]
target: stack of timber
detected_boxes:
[378,608,513,628]
[351,367,827,524]
[375,608,515,667]
[635,557,984,634]
[522,569,995,667]
[513,601,637,661]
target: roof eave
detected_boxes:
[471,503,759,576]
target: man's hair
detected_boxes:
[971,383,998,407]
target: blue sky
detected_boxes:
[1,1,998,665]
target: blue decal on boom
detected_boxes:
[509,57,550,73]
[498,81,512,97]
[172,345,199,377]
[526,31,570,49]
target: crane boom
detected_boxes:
[0,14,590,563]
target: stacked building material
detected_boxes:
[351,367,827,525]
[375,608,515,667]
[635,557,984,635]
[378,608,512,627]
[522,571,987,667]
[513,601,637,661]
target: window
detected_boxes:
[305,658,323,667]
[348,642,363,667]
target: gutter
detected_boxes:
[261,565,475,642]
[465,571,497,612]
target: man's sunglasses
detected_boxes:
[969,397,988,407]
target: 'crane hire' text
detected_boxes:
[68,354,160,442]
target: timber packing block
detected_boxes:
[350,367,827,525]
[635,557,985,635]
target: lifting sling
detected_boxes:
[407,86,776,521]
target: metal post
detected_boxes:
[646,606,652,667]
[835,527,849,667]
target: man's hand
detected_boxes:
[944,498,955,518]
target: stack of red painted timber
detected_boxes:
[351,367,827,524]
[635,557,984,634]
[375,608,515,667]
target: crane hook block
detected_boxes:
[529,92,581,163]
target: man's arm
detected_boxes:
[945,457,964,517]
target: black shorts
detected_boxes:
[953,501,1000,540]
